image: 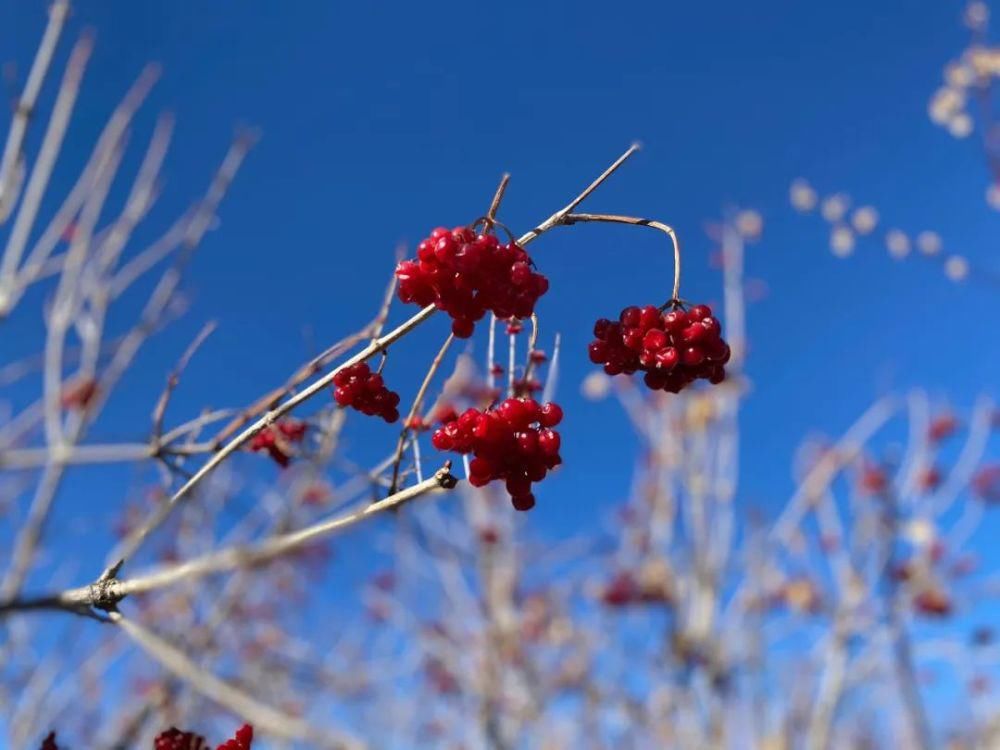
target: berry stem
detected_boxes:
[487,314,498,391]
[564,212,682,302]
[388,334,455,494]
[520,313,542,387]
[486,172,511,224]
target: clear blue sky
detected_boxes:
[3,0,999,730]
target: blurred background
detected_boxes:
[1,1,999,748]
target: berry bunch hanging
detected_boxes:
[153,724,253,750]
[396,225,549,338]
[249,418,308,467]
[430,397,563,511]
[588,303,729,393]
[333,362,401,423]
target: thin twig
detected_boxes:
[388,337,455,494]
[0,0,70,223]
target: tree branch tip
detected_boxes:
[436,463,458,490]
[99,559,125,582]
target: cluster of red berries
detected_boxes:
[249,419,308,467]
[217,725,254,750]
[396,226,549,338]
[430,397,563,511]
[153,724,253,750]
[333,362,400,422]
[588,303,729,392]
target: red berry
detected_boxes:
[681,324,708,344]
[682,346,705,366]
[452,318,475,338]
[538,428,561,456]
[655,347,679,370]
[661,310,688,332]
[588,341,609,363]
[638,305,661,330]
[620,306,642,327]
[643,329,668,351]
[511,493,536,511]
[539,402,563,427]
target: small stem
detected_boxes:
[388,335,455,494]
[487,314,498,390]
[519,313,542,390]
[487,173,510,223]
[518,143,641,245]
[564,212,682,302]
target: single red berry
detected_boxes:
[661,310,688,332]
[682,346,705,366]
[643,329,668,351]
[620,306,642,328]
[511,493,536,511]
[638,305,661,330]
[538,428,561,456]
[593,318,613,338]
[539,402,563,427]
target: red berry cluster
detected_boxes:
[153,724,253,750]
[588,303,729,392]
[217,724,254,750]
[430,398,563,511]
[155,728,209,750]
[333,363,400,422]
[396,226,549,338]
[249,419,308,467]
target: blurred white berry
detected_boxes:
[986,183,1000,210]
[830,225,855,257]
[944,255,970,281]
[904,518,936,547]
[929,86,965,125]
[969,46,1000,76]
[946,61,976,89]
[964,1,990,30]
[581,371,611,400]
[916,230,943,256]
[851,206,879,235]
[821,193,850,223]
[886,229,911,259]
[736,209,763,239]
[789,179,817,212]
[948,112,974,138]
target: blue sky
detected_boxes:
[3,0,998,561]
[2,0,1000,736]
